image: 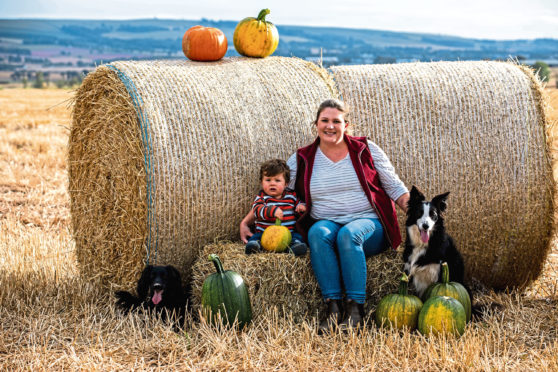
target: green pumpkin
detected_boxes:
[375,273,423,330]
[422,262,471,322]
[201,254,252,328]
[418,296,466,336]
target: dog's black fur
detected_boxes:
[403,186,467,298]
[115,265,188,325]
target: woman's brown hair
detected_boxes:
[314,98,350,124]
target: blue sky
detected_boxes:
[2,0,557,40]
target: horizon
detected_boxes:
[2,0,557,41]
[1,16,557,43]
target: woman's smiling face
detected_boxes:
[315,107,348,145]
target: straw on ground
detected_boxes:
[0,84,557,370]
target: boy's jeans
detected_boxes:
[247,231,305,246]
[307,218,386,304]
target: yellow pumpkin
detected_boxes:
[233,8,279,58]
[261,218,291,252]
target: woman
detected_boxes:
[240,99,409,332]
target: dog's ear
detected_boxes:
[137,265,153,298]
[432,192,450,212]
[410,185,425,202]
[166,265,182,282]
[407,185,425,214]
[165,265,183,293]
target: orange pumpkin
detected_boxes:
[182,25,228,62]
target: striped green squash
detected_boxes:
[422,262,471,322]
[418,296,466,336]
[375,273,423,330]
[201,254,252,328]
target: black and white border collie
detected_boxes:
[403,186,466,298]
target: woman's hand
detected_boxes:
[240,211,255,243]
[395,192,410,214]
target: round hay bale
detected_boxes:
[331,61,554,289]
[190,242,401,322]
[69,57,337,288]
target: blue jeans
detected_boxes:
[308,218,387,304]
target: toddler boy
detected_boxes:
[245,159,308,256]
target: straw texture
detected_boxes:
[331,61,554,289]
[69,68,147,286]
[190,242,401,322]
[69,57,337,288]
[70,58,554,291]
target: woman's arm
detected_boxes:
[367,140,409,205]
[395,192,410,214]
[286,153,297,189]
[239,210,255,243]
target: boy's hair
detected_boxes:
[259,159,290,183]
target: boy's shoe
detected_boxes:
[289,241,308,257]
[245,240,262,255]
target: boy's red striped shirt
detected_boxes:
[252,189,302,232]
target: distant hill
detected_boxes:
[0,18,557,82]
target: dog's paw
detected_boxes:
[115,290,140,311]
[403,264,410,276]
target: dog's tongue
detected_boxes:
[420,230,429,243]
[152,290,163,305]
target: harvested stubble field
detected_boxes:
[0,87,557,371]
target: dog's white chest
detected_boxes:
[405,246,425,275]
[405,225,440,297]
[405,226,427,272]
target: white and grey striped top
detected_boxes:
[287,140,408,224]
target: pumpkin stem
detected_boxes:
[257,8,270,22]
[275,218,282,226]
[208,254,225,274]
[441,262,449,283]
[398,273,409,295]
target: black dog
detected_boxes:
[403,186,466,298]
[115,265,188,324]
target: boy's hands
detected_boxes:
[240,211,255,243]
[274,205,305,221]
[296,204,306,213]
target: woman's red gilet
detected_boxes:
[294,135,402,250]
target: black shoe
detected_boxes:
[245,241,261,255]
[318,299,343,335]
[338,299,365,332]
[289,242,308,256]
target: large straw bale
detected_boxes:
[190,242,401,322]
[331,61,554,289]
[69,57,337,288]
[70,57,554,292]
